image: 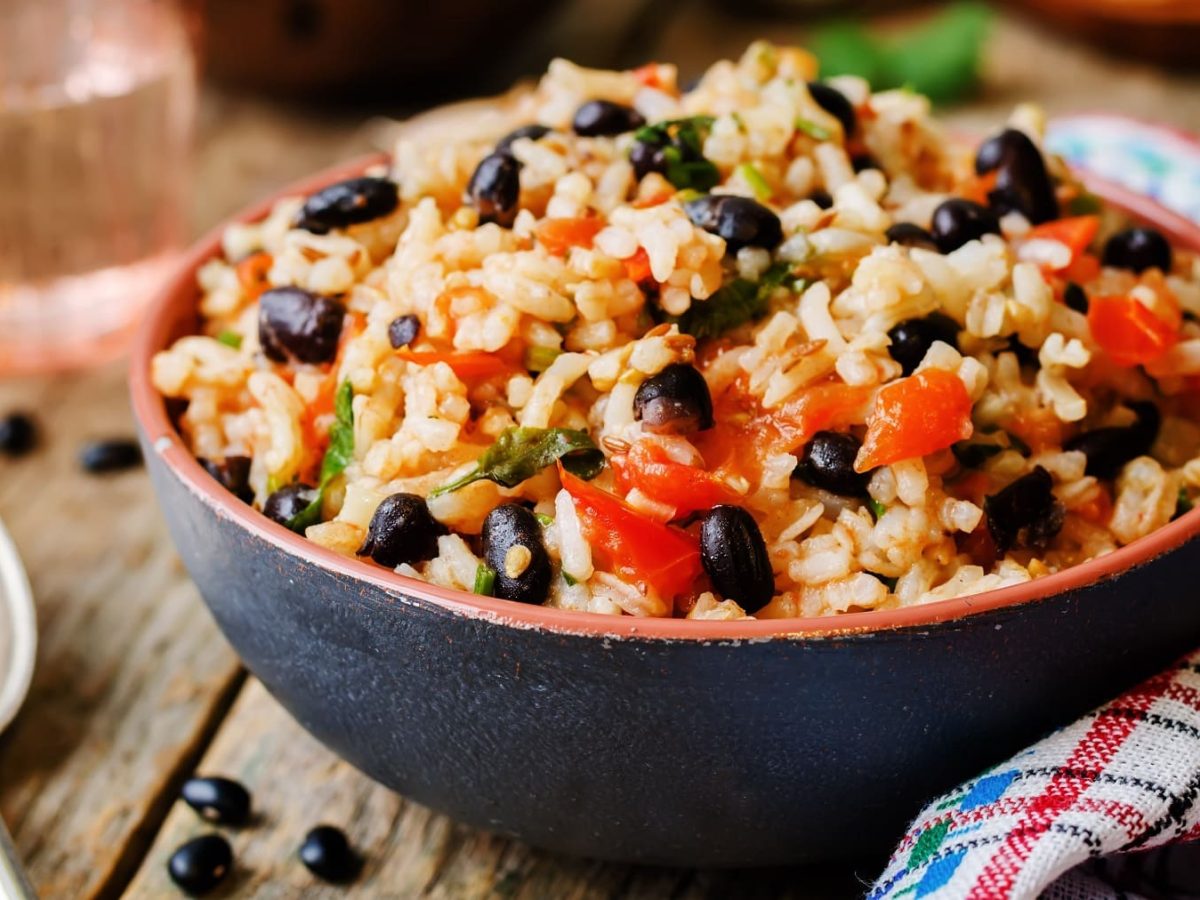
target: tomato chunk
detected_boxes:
[235,251,273,300]
[536,217,604,256]
[559,463,702,600]
[1087,295,1178,367]
[1027,215,1099,265]
[610,440,741,518]
[695,379,870,486]
[622,246,654,283]
[855,369,973,472]
[395,348,517,380]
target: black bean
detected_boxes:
[885,222,938,251]
[984,466,1065,553]
[466,152,522,228]
[299,825,361,883]
[1005,335,1040,370]
[387,314,420,349]
[886,312,959,376]
[495,123,552,155]
[975,129,1058,224]
[794,431,871,497]
[0,412,36,456]
[1102,227,1172,274]
[167,834,232,896]
[79,439,142,473]
[931,199,1000,253]
[482,504,552,605]
[684,194,783,253]
[1064,401,1160,480]
[258,287,345,365]
[572,100,644,137]
[1063,282,1088,314]
[808,190,833,210]
[357,493,446,568]
[807,82,856,138]
[264,483,319,529]
[851,152,880,173]
[630,139,668,180]
[699,506,774,613]
[199,456,254,504]
[294,176,399,235]
[181,776,251,826]
[633,364,714,435]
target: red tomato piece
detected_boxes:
[235,251,273,300]
[610,440,741,518]
[536,216,604,256]
[1087,295,1178,367]
[1027,215,1100,264]
[395,348,517,380]
[622,247,654,283]
[558,463,702,600]
[773,382,873,449]
[855,369,974,472]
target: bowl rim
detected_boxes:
[130,142,1200,642]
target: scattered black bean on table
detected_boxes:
[79,438,142,473]
[181,776,252,826]
[0,412,36,456]
[167,834,233,896]
[299,825,362,884]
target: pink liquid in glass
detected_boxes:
[0,0,195,374]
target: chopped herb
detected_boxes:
[1175,487,1194,520]
[730,111,747,133]
[632,116,720,191]
[286,381,355,531]
[216,329,242,349]
[473,564,497,596]
[736,162,772,200]
[429,427,604,498]
[812,2,991,104]
[795,118,834,142]
[1067,192,1103,216]
[869,498,888,521]
[663,264,799,341]
[525,345,562,373]
[535,512,555,527]
[562,571,578,586]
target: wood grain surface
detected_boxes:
[2,2,1199,897]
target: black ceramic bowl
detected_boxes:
[131,156,1200,868]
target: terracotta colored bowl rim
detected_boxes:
[130,142,1200,641]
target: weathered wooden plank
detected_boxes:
[0,87,372,899]
[124,679,867,899]
[0,362,244,899]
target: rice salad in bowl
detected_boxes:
[151,43,1200,622]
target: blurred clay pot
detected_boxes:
[198,0,562,97]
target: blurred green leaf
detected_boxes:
[812,2,991,105]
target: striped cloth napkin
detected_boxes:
[869,651,1200,899]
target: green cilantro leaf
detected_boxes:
[429,427,604,498]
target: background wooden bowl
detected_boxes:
[197,0,564,97]
[1011,0,1200,69]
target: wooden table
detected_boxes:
[3,4,1199,897]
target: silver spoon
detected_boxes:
[0,515,37,899]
